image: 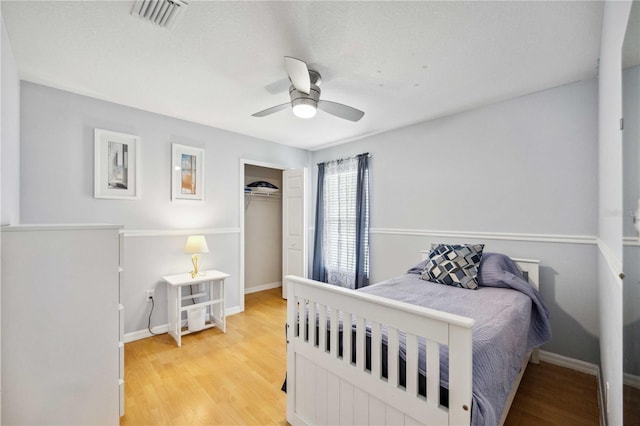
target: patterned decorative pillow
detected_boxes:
[421,243,485,290]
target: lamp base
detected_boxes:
[190,254,207,278]
[190,254,199,278]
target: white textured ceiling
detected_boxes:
[2,1,605,150]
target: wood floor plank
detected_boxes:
[121,288,287,426]
[122,287,600,425]
[624,384,640,426]
[504,362,599,426]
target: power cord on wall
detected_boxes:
[147,296,159,336]
[190,284,198,305]
[147,286,198,336]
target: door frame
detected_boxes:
[238,158,287,312]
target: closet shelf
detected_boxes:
[244,191,281,199]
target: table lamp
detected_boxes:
[184,235,209,278]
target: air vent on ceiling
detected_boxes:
[131,0,187,29]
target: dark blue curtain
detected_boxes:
[311,163,327,282]
[354,154,369,289]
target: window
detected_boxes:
[313,154,370,289]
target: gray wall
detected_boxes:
[314,79,598,236]
[623,66,640,237]
[623,65,640,378]
[623,246,640,376]
[20,82,309,229]
[1,12,19,226]
[312,78,601,364]
[19,82,309,334]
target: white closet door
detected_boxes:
[282,168,307,299]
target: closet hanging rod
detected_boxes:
[244,192,281,198]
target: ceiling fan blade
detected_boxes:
[318,100,365,122]
[284,56,310,94]
[251,102,290,117]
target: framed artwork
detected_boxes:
[172,143,205,201]
[94,129,140,199]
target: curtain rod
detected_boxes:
[316,152,371,167]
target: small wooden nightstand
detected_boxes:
[162,270,229,347]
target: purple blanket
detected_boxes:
[358,253,551,426]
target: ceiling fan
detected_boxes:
[252,57,365,122]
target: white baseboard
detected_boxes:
[124,307,243,343]
[226,306,243,316]
[245,281,282,294]
[538,350,599,376]
[625,372,640,389]
[125,324,170,343]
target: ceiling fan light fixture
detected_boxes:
[292,98,317,119]
[252,58,364,122]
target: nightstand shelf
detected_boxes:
[178,297,224,311]
[162,270,229,347]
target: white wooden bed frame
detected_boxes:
[285,254,540,426]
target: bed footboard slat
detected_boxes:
[356,316,366,370]
[318,304,327,352]
[330,307,339,358]
[371,321,382,378]
[296,296,305,340]
[406,333,419,397]
[426,340,440,406]
[387,327,399,388]
[309,302,317,346]
[344,313,352,364]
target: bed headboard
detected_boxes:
[419,250,540,290]
[509,257,540,290]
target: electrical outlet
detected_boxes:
[146,290,154,302]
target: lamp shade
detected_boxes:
[184,235,209,254]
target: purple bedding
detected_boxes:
[357,253,551,426]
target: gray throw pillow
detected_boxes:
[421,243,485,290]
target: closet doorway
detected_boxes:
[241,160,284,309]
[239,159,307,311]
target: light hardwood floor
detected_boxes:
[624,384,640,426]
[121,287,599,426]
[504,362,599,425]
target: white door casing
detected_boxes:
[239,158,287,311]
[282,168,308,299]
